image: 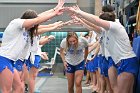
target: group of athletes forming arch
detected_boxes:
[0,0,139,93]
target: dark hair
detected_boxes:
[21,9,38,45]
[102,5,114,12]
[99,12,115,22]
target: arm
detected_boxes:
[37,20,73,34]
[37,22,64,34]
[40,52,49,60]
[60,47,66,63]
[39,35,55,46]
[80,18,102,33]
[67,6,110,30]
[60,47,68,69]
[38,21,63,28]
[71,15,102,34]
[22,0,64,29]
[84,47,88,61]
[88,40,99,53]
[90,44,100,60]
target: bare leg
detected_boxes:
[96,68,101,92]
[23,64,29,92]
[75,70,84,93]
[117,72,134,93]
[99,75,106,93]
[85,70,90,85]
[0,67,13,93]
[108,66,117,93]
[92,72,97,91]
[28,67,38,93]
[66,73,74,93]
[105,77,113,93]
[12,69,24,93]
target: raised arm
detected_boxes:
[37,21,64,34]
[65,6,110,30]
[80,18,102,34]
[22,0,65,29]
[38,21,63,28]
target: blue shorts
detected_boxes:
[117,57,139,77]
[0,56,14,73]
[93,56,99,71]
[25,55,41,70]
[101,57,109,77]
[89,56,99,72]
[14,59,25,72]
[86,61,90,71]
[88,60,94,72]
[98,55,104,69]
[66,60,85,73]
[108,57,117,69]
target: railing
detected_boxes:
[39,47,60,74]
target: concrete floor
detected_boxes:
[35,73,93,93]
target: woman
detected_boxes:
[60,32,88,93]
[66,7,139,93]
[0,0,64,92]
[13,21,65,93]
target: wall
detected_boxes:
[0,0,76,28]
[0,0,95,63]
[95,0,102,16]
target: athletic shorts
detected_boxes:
[88,56,99,72]
[98,55,104,69]
[100,57,109,77]
[66,60,85,73]
[108,57,117,69]
[14,59,24,71]
[85,62,90,71]
[0,56,14,73]
[117,57,139,77]
[93,56,99,71]
[88,60,94,72]
[25,55,41,70]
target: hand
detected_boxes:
[63,20,74,26]
[55,0,65,10]
[54,0,65,15]
[56,20,74,29]
[64,5,81,15]
[48,35,55,40]
[63,60,68,70]
[40,52,49,60]
[71,16,82,25]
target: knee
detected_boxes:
[75,81,82,87]
[13,84,24,93]
[30,73,37,80]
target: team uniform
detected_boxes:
[26,36,41,70]
[103,21,139,76]
[0,18,30,73]
[87,32,98,73]
[60,37,88,73]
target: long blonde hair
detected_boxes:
[66,32,79,54]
